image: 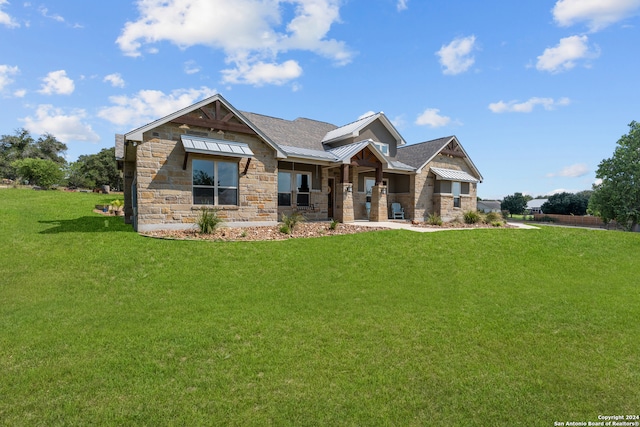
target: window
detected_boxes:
[373,142,389,155]
[192,159,238,205]
[452,181,461,208]
[278,171,311,206]
[278,171,292,206]
[296,173,311,206]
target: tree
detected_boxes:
[541,192,590,215]
[1,129,67,179]
[12,158,64,189]
[501,192,527,216]
[589,121,640,231]
[72,147,122,190]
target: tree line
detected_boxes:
[0,128,122,191]
[500,121,639,231]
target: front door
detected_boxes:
[327,178,334,219]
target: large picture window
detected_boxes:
[192,159,238,205]
[278,171,311,206]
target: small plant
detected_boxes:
[491,221,503,227]
[111,199,124,215]
[279,224,291,235]
[463,210,481,224]
[329,219,339,230]
[426,212,443,226]
[196,207,223,234]
[240,230,247,238]
[281,212,305,234]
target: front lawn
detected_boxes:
[1,189,638,426]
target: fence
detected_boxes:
[532,213,621,229]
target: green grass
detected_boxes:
[1,189,639,426]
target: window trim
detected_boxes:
[192,158,239,206]
[278,170,312,207]
[372,141,389,156]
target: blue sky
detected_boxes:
[1,0,639,199]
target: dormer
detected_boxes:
[321,113,405,156]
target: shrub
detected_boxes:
[281,212,305,234]
[491,221,503,227]
[463,210,481,224]
[536,215,555,223]
[196,208,223,234]
[426,212,443,226]
[329,219,339,230]
[279,224,291,235]
[484,211,501,223]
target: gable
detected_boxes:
[170,99,257,136]
[123,94,286,159]
[322,113,405,148]
[397,136,483,181]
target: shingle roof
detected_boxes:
[241,112,337,151]
[395,137,452,168]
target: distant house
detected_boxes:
[477,200,501,213]
[115,94,483,232]
[527,199,547,214]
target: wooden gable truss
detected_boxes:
[170,99,257,136]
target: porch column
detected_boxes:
[370,184,388,222]
[336,165,354,223]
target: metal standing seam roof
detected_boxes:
[327,140,373,161]
[430,167,479,183]
[279,145,339,161]
[181,135,254,158]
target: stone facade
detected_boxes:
[117,95,483,232]
[132,123,279,232]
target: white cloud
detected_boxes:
[0,64,19,90]
[38,5,64,22]
[97,86,218,128]
[103,73,125,88]
[546,163,589,178]
[415,108,451,128]
[14,89,26,97]
[38,70,75,95]
[116,0,352,86]
[221,59,302,86]
[488,97,571,113]
[0,0,19,28]
[397,0,409,11]
[22,104,100,142]
[184,60,201,75]
[553,0,640,32]
[536,35,599,73]
[436,35,477,75]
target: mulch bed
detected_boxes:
[142,222,390,241]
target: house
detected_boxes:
[527,199,547,215]
[115,94,483,232]
[477,200,502,213]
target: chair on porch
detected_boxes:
[391,203,405,220]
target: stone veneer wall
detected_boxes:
[134,123,278,231]
[421,155,478,222]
